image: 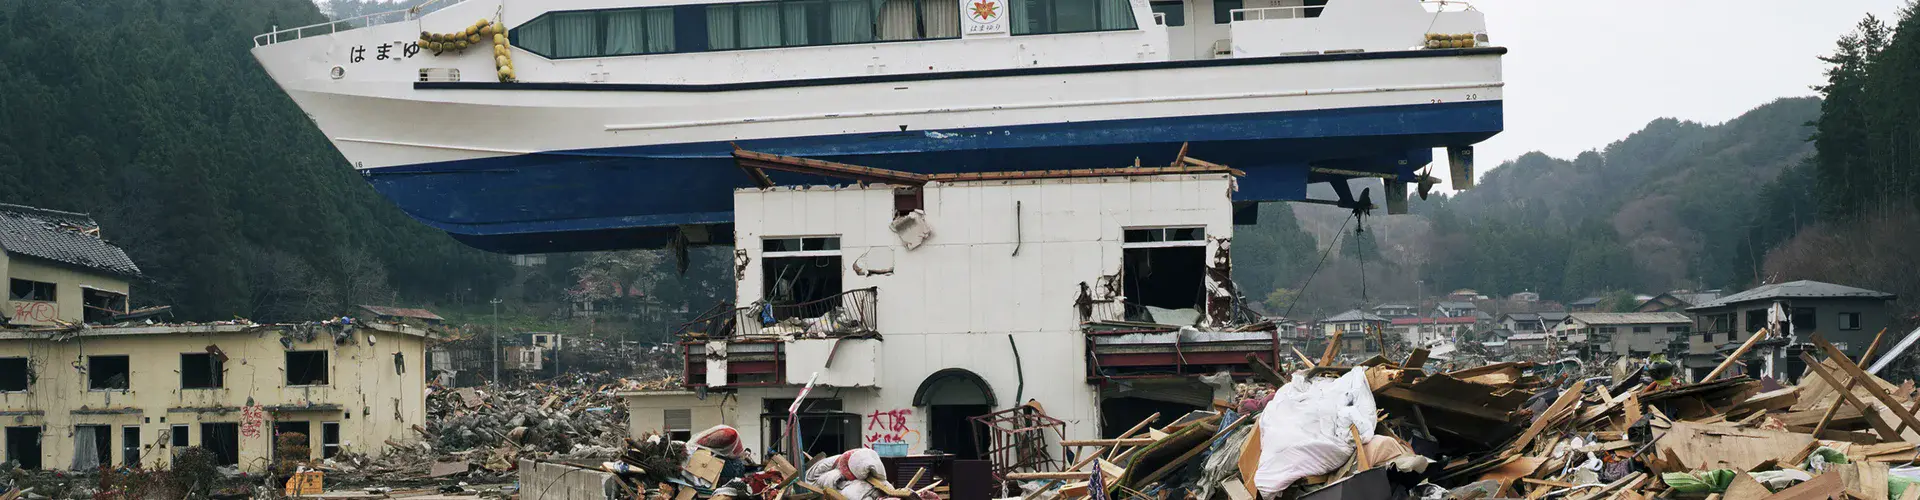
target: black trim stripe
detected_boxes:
[416,47,1506,93]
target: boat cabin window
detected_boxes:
[1211,0,1239,24]
[1013,0,1137,34]
[1150,1,1184,26]
[511,0,960,60]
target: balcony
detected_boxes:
[680,287,879,388]
[1079,293,1284,381]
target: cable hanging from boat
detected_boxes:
[1281,212,1356,320]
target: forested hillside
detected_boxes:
[0,0,509,321]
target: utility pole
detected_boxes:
[491,298,503,385]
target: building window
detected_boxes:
[87,356,130,391]
[1150,0,1184,26]
[1744,309,1767,333]
[321,422,341,459]
[1670,325,1690,334]
[169,425,189,449]
[181,353,224,389]
[1014,0,1136,35]
[6,426,42,470]
[1597,327,1616,334]
[1841,312,1862,331]
[665,409,694,441]
[0,358,28,392]
[1632,326,1652,333]
[1791,307,1817,331]
[1212,0,1240,24]
[512,0,960,60]
[7,279,54,302]
[81,288,127,324]
[763,236,843,319]
[285,351,329,386]
[122,426,140,467]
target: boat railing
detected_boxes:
[1229,6,1313,22]
[253,0,447,47]
[1421,0,1477,13]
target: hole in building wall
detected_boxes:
[81,288,127,324]
[764,257,842,312]
[286,351,329,386]
[87,355,130,391]
[1121,247,1206,321]
[200,423,239,466]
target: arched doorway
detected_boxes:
[913,369,996,459]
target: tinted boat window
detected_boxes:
[1012,0,1136,35]
[512,0,957,60]
[1151,1,1184,26]
[1212,0,1239,24]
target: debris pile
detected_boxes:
[1000,331,1920,500]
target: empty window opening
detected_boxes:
[1841,312,1863,331]
[121,426,139,467]
[169,425,189,448]
[7,279,54,302]
[1792,307,1817,331]
[763,237,843,320]
[0,358,29,392]
[72,425,110,470]
[81,288,127,324]
[273,421,311,465]
[1745,309,1767,333]
[6,427,41,470]
[87,356,129,391]
[1102,398,1201,438]
[286,351,329,386]
[760,398,859,458]
[200,423,239,466]
[321,422,341,459]
[1632,326,1652,333]
[181,353,224,389]
[1120,228,1207,322]
[664,409,693,442]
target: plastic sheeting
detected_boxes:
[1254,367,1377,497]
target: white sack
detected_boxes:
[1254,366,1378,497]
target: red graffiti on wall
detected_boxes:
[240,405,266,438]
[865,408,918,444]
[9,302,56,323]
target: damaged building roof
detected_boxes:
[0,320,438,341]
[0,203,141,277]
[359,305,446,322]
[1689,280,1896,310]
[1322,309,1387,323]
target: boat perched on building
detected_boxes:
[252,0,1503,252]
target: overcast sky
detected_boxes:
[1457,0,1910,180]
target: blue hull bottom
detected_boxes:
[363,101,1501,253]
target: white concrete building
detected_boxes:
[645,170,1279,468]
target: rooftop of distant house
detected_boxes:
[1690,280,1896,310]
[1571,297,1603,306]
[1437,301,1477,310]
[0,203,141,277]
[359,305,445,322]
[1322,310,1387,323]
[0,318,437,341]
[1390,316,1478,326]
[1563,312,1691,326]
[1508,333,1551,341]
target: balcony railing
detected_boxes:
[677,287,879,340]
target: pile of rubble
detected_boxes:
[1003,330,1920,500]
[320,371,667,489]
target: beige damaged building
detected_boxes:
[0,202,432,472]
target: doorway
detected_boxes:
[272,421,312,468]
[913,369,997,460]
[5,427,40,470]
[72,425,111,470]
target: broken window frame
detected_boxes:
[1840,312,1862,331]
[1120,226,1207,249]
[762,236,842,257]
[80,287,127,324]
[86,355,131,392]
[284,351,330,386]
[7,279,55,302]
[664,408,693,442]
[180,353,225,389]
[0,358,29,393]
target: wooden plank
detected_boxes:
[1509,380,1588,455]
[1704,327,1770,382]
[1759,470,1840,500]
[1321,331,1343,366]
[1061,438,1156,447]
[1722,472,1772,500]
[1377,386,1515,422]
[1007,472,1092,480]
[1404,348,1430,369]
[1291,346,1315,366]
[1350,424,1369,469]
[1815,335,1920,437]
[1238,427,1261,499]
[1799,352,1902,440]
[1815,328,1892,436]
[1246,353,1289,386]
[1521,478,1574,488]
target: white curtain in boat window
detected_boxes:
[606,10,648,55]
[552,11,601,57]
[708,5,739,49]
[515,17,555,56]
[919,0,959,38]
[1098,0,1136,29]
[739,2,782,48]
[828,0,874,43]
[878,0,918,40]
[645,8,677,52]
[783,1,816,45]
